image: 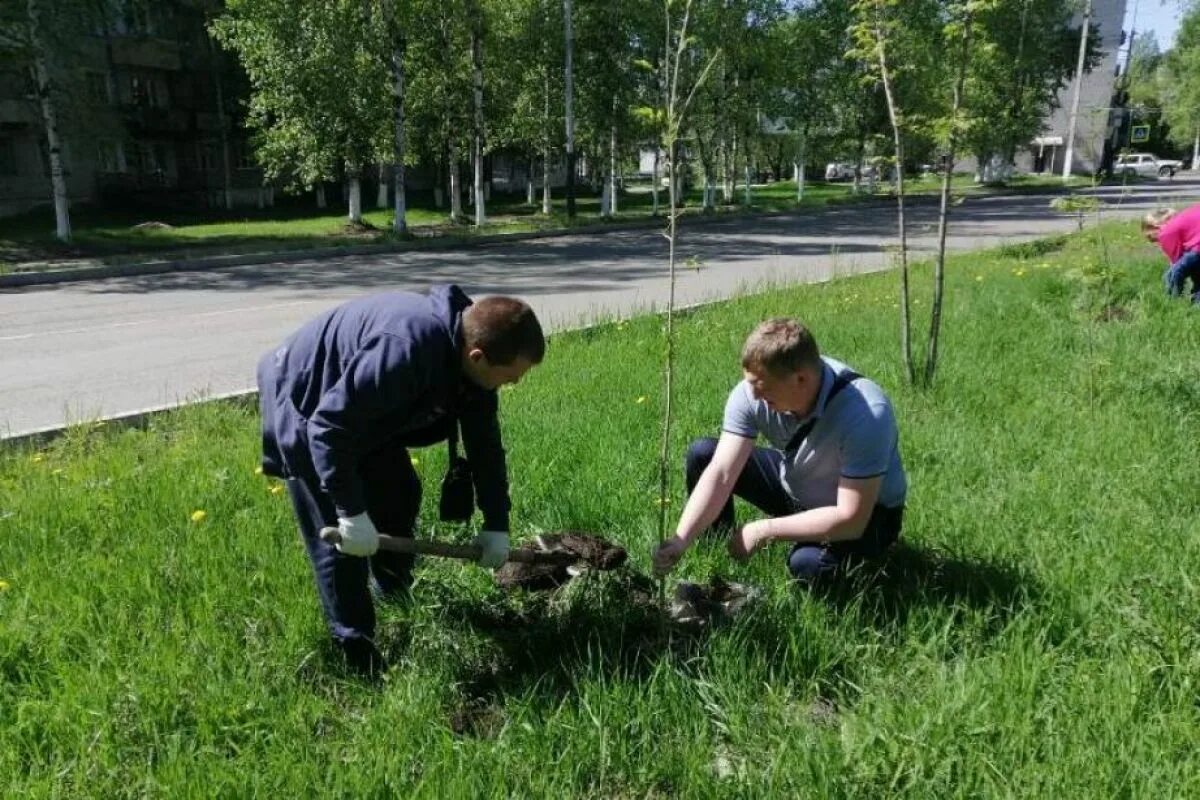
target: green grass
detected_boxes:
[0,173,1104,271]
[3,223,1200,796]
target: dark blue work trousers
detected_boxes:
[286,442,420,666]
[684,437,903,580]
[1164,249,1200,304]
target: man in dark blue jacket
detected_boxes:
[257,285,544,675]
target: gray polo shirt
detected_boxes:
[722,356,907,510]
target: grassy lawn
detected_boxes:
[3,223,1199,795]
[0,173,1103,271]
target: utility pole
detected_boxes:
[1062,0,1093,181]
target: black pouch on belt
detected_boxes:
[439,418,475,523]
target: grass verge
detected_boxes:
[2,222,1198,796]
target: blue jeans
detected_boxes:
[685,437,903,581]
[285,443,421,675]
[1164,249,1200,304]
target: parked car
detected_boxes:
[824,162,856,181]
[1114,152,1183,178]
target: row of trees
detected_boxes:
[5,0,1094,246]
[208,0,1090,235]
[1124,2,1200,168]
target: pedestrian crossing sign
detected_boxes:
[1131,124,1151,144]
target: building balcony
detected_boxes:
[111,38,182,71]
[122,106,192,135]
[0,99,38,126]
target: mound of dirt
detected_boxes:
[494,531,627,591]
[669,577,760,627]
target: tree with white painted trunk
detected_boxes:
[1,0,126,242]
[405,0,472,224]
[26,0,70,241]
[213,0,389,224]
[958,0,1083,185]
[468,0,486,226]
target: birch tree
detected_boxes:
[213,0,389,223]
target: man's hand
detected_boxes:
[474,530,509,569]
[728,521,769,562]
[336,512,380,557]
[652,536,691,576]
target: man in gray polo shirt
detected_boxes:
[652,318,907,580]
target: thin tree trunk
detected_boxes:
[527,157,535,204]
[652,149,660,215]
[542,60,552,215]
[925,7,972,387]
[1193,127,1199,171]
[449,142,462,222]
[28,0,70,241]
[206,30,233,211]
[563,0,576,218]
[1062,0,1092,180]
[472,15,486,226]
[391,33,407,234]
[377,164,389,208]
[876,30,914,384]
[316,184,327,209]
[347,173,362,223]
[610,119,618,215]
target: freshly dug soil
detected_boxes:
[669,577,760,626]
[494,531,627,591]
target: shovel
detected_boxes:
[319,527,580,566]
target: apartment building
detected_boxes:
[0,0,266,218]
[1023,0,1128,175]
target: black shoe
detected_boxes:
[336,637,388,679]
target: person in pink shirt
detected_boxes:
[1143,205,1200,304]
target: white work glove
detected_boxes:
[336,512,380,557]
[473,530,509,569]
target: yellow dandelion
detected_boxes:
[31,454,43,463]
[655,496,671,506]
[51,468,64,477]
[270,485,285,495]
[190,510,207,524]
[976,275,984,282]
[635,396,647,404]
[0,580,9,592]
[254,466,264,476]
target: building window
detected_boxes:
[96,141,120,173]
[0,137,17,176]
[86,72,111,105]
[118,1,154,36]
[127,71,168,109]
[200,142,222,172]
[235,142,257,170]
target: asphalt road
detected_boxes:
[3,179,1198,438]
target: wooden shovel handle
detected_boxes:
[318,527,575,566]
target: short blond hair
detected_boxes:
[1143,208,1175,231]
[740,318,820,377]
